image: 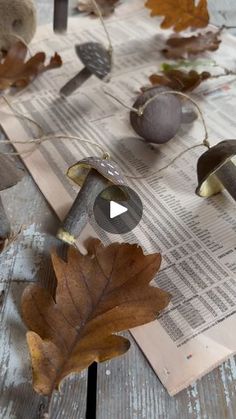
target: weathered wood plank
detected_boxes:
[97,333,236,419]
[0,131,87,419]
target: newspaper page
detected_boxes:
[1,0,236,395]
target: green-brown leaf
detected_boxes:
[22,239,170,395]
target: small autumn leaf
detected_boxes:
[148,68,211,92]
[22,239,170,396]
[0,41,62,90]
[77,0,120,16]
[145,0,209,32]
[163,30,222,59]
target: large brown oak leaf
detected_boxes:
[22,239,170,396]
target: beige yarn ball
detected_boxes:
[0,0,37,51]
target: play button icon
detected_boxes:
[93,185,143,234]
[110,201,128,219]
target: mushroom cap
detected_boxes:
[67,156,125,187]
[196,140,236,197]
[75,42,112,80]
[0,155,24,191]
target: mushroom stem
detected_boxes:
[215,160,236,201]
[53,0,69,33]
[0,196,11,244]
[60,67,91,97]
[57,169,108,244]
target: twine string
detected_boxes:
[103,88,210,179]
[1,89,209,180]
[91,0,113,56]
[1,96,43,136]
[0,96,107,157]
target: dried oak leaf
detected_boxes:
[149,69,211,92]
[0,41,62,90]
[22,239,170,396]
[145,0,209,32]
[163,30,222,59]
[77,0,119,16]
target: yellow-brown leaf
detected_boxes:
[22,239,170,395]
[145,0,209,32]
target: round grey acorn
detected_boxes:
[130,86,182,144]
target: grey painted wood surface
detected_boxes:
[1,1,236,419]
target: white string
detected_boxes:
[91,0,113,55]
[103,88,211,179]
[0,96,108,158]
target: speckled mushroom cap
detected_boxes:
[67,156,125,187]
[75,42,112,80]
[196,140,236,197]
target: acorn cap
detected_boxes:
[0,155,24,192]
[75,42,112,80]
[196,140,236,197]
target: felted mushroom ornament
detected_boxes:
[0,0,36,52]
[130,86,197,144]
[60,42,112,97]
[196,140,236,201]
[0,155,24,252]
[57,156,125,244]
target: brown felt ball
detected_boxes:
[0,0,37,51]
[130,86,182,144]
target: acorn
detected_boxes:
[130,86,182,144]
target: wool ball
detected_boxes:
[0,0,37,51]
[130,86,182,144]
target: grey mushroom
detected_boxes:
[196,140,236,201]
[57,156,125,244]
[60,42,112,97]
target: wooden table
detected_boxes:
[1,1,236,418]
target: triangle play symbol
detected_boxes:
[110,201,128,219]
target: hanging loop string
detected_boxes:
[138,90,210,148]
[103,88,211,179]
[91,0,113,56]
[1,91,210,181]
[0,96,108,158]
[1,96,43,136]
